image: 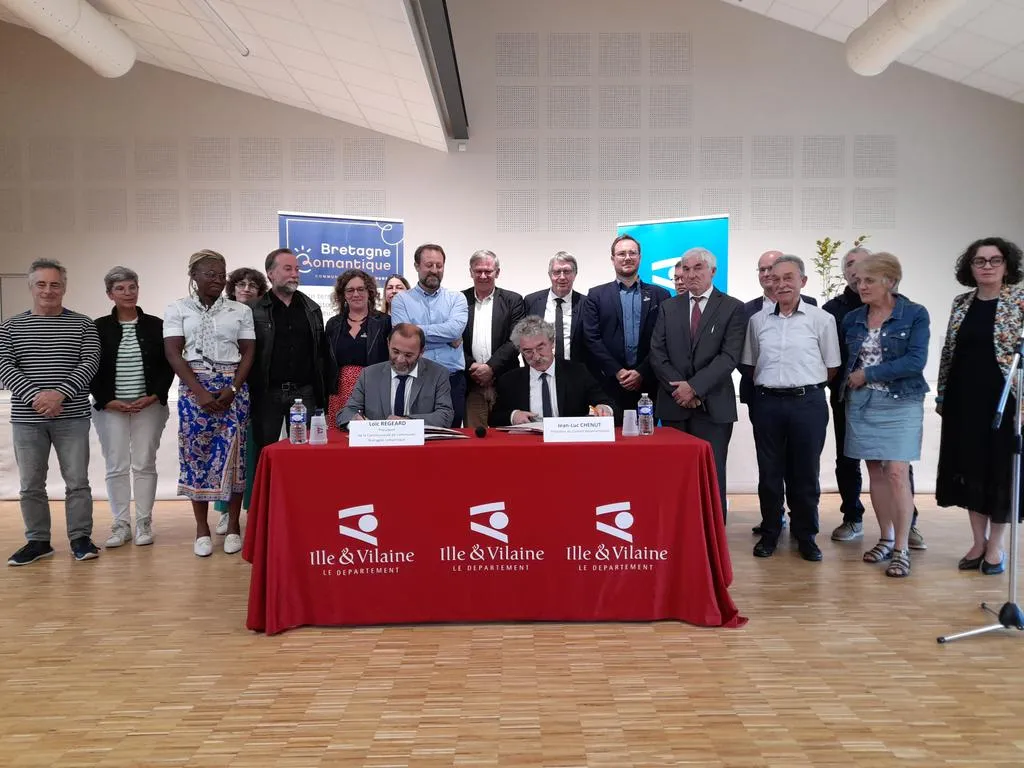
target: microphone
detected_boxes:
[474,426,487,438]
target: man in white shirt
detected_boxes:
[460,250,526,429]
[524,252,587,365]
[741,255,841,562]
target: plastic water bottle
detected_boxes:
[309,408,328,445]
[288,399,308,444]
[637,393,655,436]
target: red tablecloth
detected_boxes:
[243,428,746,634]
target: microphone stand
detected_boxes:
[937,322,1024,643]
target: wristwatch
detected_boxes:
[229,384,238,394]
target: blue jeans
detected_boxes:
[12,418,94,543]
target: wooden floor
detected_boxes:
[0,498,1022,768]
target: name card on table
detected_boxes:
[349,419,424,447]
[543,416,615,443]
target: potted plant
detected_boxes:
[812,234,870,300]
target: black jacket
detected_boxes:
[822,286,864,389]
[249,290,329,407]
[90,306,174,410]
[491,358,614,426]
[461,286,527,379]
[325,312,391,389]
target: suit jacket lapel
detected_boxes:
[490,289,504,353]
[554,359,569,413]
[570,291,583,337]
[639,281,652,332]
[376,367,391,416]
[406,367,422,412]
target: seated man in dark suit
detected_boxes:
[337,323,454,428]
[492,316,614,426]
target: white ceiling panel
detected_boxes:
[721,0,1024,104]
[9,0,449,150]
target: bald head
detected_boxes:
[758,250,784,297]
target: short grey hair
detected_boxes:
[511,315,555,348]
[104,266,139,293]
[774,254,806,276]
[845,246,872,259]
[680,247,717,270]
[548,251,578,274]
[470,249,500,269]
[28,259,67,285]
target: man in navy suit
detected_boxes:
[582,234,672,422]
[523,252,587,366]
[740,250,817,534]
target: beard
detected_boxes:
[420,275,441,291]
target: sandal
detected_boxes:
[886,549,911,578]
[863,539,895,563]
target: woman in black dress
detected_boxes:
[936,237,1024,575]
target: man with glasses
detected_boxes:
[524,252,588,365]
[673,260,687,296]
[739,250,818,534]
[248,248,329,455]
[460,250,526,429]
[582,234,671,422]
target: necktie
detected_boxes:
[540,372,553,418]
[554,298,565,360]
[690,296,703,341]
[394,375,409,417]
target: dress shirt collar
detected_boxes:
[474,288,495,304]
[772,298,806,317]
[414,282,438,298]
[617,279,640,293]
[390,362,420,380]
[689,286,714,302]
[529,360,556,382]
[548,289,571,304]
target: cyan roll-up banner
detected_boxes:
[617,214,729,294]
[278,211,405,316]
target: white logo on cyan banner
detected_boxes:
[596,501,634,543]
[470,501,509,543]
[339,504,379,546]
[295,245,314,274]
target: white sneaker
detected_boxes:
[224,533,242,555]
[194,536,213,557]
[134,521,153,547]
[104,526,131,548]
[215,512,229,536]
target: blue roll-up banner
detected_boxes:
[617,214,729,294]
[278,211,405,317]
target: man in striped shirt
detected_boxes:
[0,259,102,565]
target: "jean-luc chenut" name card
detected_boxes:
[542,416,615,443]
[349,419,425,447]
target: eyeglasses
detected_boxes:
[235,280,259,290]
[550,268,575,277]
[971,256,1005,268]
[344,286,368,295]
[614,250,639,258]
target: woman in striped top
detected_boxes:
[91,267,174,548]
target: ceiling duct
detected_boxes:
[0,0,136,77]
[846,0,968,76]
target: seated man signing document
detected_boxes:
[337,323,454,428]
[491,316,614,426]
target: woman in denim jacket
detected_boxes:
[841,253,929,578]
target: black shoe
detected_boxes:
[981,555,1005,575]
[753,536,778,558]
[752,518,787,535]
[958,553,984,571]
[70,537,100,562]
[797,539,823,562]
[7,541,54,567]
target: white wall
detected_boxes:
[1,0,1023,499]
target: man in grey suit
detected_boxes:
[649,247,746,520]
[336,323,454,428]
